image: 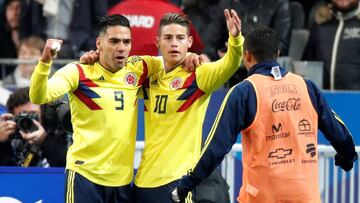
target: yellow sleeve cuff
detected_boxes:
[36,60,53,75]
[228,32,244,47]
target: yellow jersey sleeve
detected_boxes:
[131,55,163,78]
[30,60,79,104]
[196,34,244,93]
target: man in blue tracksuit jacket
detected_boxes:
[171,25,358,203]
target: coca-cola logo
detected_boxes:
[272,98,301,112]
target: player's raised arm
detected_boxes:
[30,39,77,104]
[196,9,243,93]
[39,39,63,63]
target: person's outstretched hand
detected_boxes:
[335,153,358,172]
[0,113,16,142]
[170,187,189,203]
[169,174,196,202]
[225,9,241,38]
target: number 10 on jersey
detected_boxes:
[154,95,168,114]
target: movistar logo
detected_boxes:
[266,123,290,142]
[272,123,282,133]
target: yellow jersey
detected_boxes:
[135,34,244,187]
[30,56,161,186]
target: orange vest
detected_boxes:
[238,72,320,203]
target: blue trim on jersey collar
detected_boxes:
[247,60,288,77]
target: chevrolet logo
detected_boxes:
[268,148,293,159]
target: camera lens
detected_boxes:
[17,116,37,132]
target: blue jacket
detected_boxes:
[177,60,358,191]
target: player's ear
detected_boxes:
[155,36,160,48]
[188,36,193,48]
[245,50,252,63]
[96,37,102,51]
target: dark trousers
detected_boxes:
[134,170,229,203]
[65,169,134,203]
[194,170,230,203]
[134,180,183,203]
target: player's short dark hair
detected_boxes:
[244,24,279,62]
[6,87,30,113]
[158,13,190,35]
[98,14,130,35]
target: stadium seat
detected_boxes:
[290,1,305,29]
[292,61,324,88]
[288,29,310,61]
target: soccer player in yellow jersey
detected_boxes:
[29,14,165,203]
[134,10,243,202]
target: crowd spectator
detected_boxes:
[19,0,107,59]
[2,36,45,89]
[292,0,323,27]
[303,0,360,90]
[0,0,20,78]
[0,86,11,108]
[0,87,68,167]
[181,0,221,42]
[201,0,291,62]
[197,0,291,88]
[109,0,204,56]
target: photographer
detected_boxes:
[0,112,15,165]
[0,87,68,167]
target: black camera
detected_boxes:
[12,112,39,133]
[43,100,73,134]
[9,112,41,166]
[10,100,72,167]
